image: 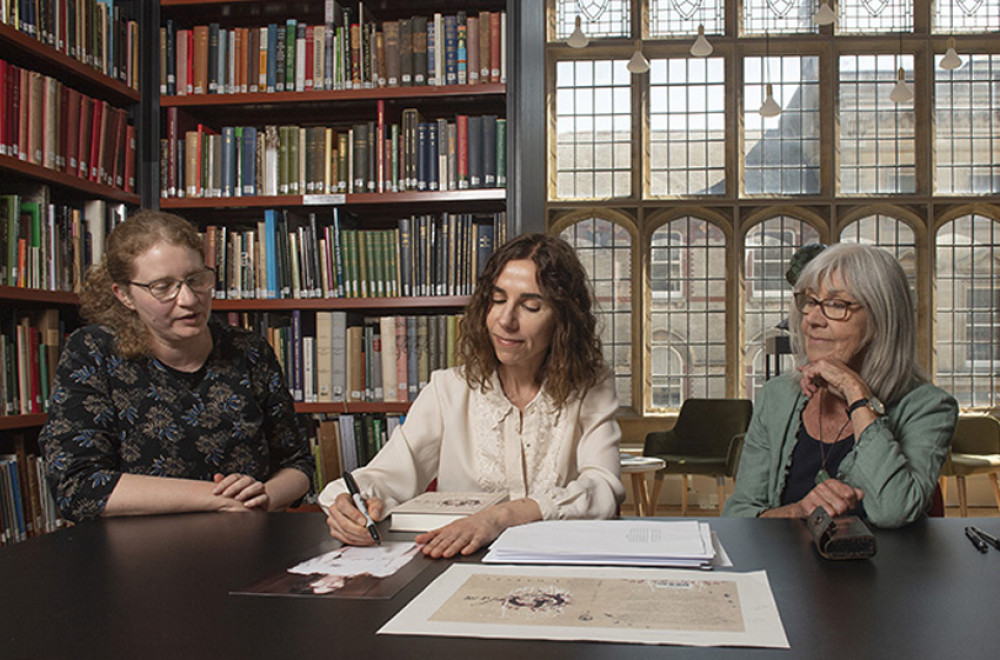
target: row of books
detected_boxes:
[1,59,137,192]
[1,183,125,292]
[204,208,503,301]
[161,108,506,199]
[308,413,404,489]
[160,7,506,96]
[224,311,463,405]
[1,0,141,90]
[0,309,63,417]
[0,448,63,546]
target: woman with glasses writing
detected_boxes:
[724,243,957,528]
[39,211,312,522]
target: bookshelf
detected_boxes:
[155,0,514,489]
[1,1,145,543]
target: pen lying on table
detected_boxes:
[969,525,1000,551]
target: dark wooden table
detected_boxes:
[2,513,997,659]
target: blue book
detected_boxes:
[216,27,228,94]
[266,24,278,92]
[208,23,220,93]
[241,127,257,196]
[221,127,235,197]
[475,221,494,277]
[427,123,439,191]
[264,209,278,298]
[416,123,429,191]
[406,316,418,400]
[165,19,176,94]
[456,12,467,84]
[444,15,458,85]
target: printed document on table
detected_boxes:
[288,542,417,578]
[483,519,719,568]
[379,563,790,649]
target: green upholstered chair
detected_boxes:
[643,398,753,516]
[938,415,1000,517]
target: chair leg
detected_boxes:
[630,474,644,517]
[938,476,948,509]
[649,478,663,517]
[680,475,689,517]
[990,473,1000,515]
[957,476,968,518]
[716,476,726,514]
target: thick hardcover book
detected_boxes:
[456,114,468,189]
[482,114,497,188]
[165,18,176,94]
[241,126,257,196]
[399,18,412,86]
[193,24,209,94]
[466,115,482,188]
[411,16,427,85]
[207,23,220,93]
[490,12,502,83]
[444,15,458,85]
[427,122,439,191]
[390,491,508,532]
[382,21,400,86]
[379,316,397,402]
[496,118,507,187]
[331,310,347,401]
[478,11,491,83]
[457,12,467,85]
[467,16,479,84]
[437,117,449,191]
[285,19,297,92]
[416,122,429,191]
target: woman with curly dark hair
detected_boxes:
[321,233,625,557]
[39,210,312,522]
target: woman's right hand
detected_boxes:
[325,492,385,546]
[760,478,864,519]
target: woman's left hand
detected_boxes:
[212,472,270,510]
[798,358,868,403]
[415,508,506,558]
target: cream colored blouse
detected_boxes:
[318,367,625,520]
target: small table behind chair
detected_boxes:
[620,454,666,516]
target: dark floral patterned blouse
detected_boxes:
[39,322,313,523]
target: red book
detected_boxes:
[64,88,80,174]
[124,124,136,193]
[111,108,126,189]
[89,99,104,181]
[456,114,468,189]
[304,25,315,91]
[187,27,195,94]
[18,67,29,161]
[489,12,501,83]
[7,64,18,158]
[59,83,69,171]
[77,95,92,179]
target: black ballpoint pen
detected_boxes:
[971,526,1000,551]
[965,526,988,553]
[343,471,381,545]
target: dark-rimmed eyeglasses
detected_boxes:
[127,268,216,302]
[793,292,862,321]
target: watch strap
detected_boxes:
[846,398,869,415]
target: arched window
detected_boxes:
[649,217,727,409]
[744,216,820,397]
[560,217,633,405]
[936,215,1000,408]
[839,214,917,292]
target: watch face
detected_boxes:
[868,398,886,415]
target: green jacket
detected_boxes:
[723,374,957,528]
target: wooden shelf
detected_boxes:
[0,414,47,431]
[0,286,79,305]
[295,401,411,415]
[0,154,141,205]
[0,22,140,106]
[213,295,470,311]
[161,83,505,108]
[161,189,505,210]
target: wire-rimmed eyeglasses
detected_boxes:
[127,268,216,302]
[793,292,862,321]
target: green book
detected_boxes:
[496,118,507,188]
[357,230,369,297]
[278,126,290,194]
[285,19,297,92]
[288,127,300,195]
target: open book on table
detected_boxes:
[389,491,508,532]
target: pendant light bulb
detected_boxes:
[889,67,914,103]
[690,24,713,57]
[627,41,650,74]
[759,83,782,118]
[940,37,962,71]
[813,2,836,26]
[567,15,589,48]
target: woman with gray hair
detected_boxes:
[724,242,957,528]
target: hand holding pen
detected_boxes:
[342,471,381,545]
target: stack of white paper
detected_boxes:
[483,520,717,568]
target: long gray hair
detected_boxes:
[789,242,924,404]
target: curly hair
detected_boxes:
[79,210,204,358]
[458,233,606,408]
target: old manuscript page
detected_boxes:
[379,564,788,648]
